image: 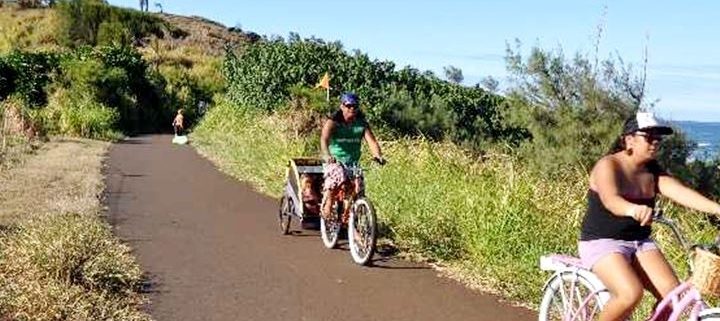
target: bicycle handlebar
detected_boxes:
[653,208,720,253]
[652,209,693,251]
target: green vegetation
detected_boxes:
[223,34,529,150]
[56,0,176,48]
[0,0,233,147]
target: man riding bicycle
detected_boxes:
[320,92,384,220]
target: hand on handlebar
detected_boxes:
[630,205,654,226]
[323,155,336,164]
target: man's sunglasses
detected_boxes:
[342,103,358,109]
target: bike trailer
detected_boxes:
[284,157,323,219]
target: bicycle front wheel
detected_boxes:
[348,198,377,266]
[320,196,340,249]
[539,270,606,321]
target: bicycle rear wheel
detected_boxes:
[348,198,377,265]
[539,271,606,321]
[278,192,293,235]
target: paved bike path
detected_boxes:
[105,135,536,321]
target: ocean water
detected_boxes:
[674,121,720,160]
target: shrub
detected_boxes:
[223,34,527,149]
[1,50,59,106]
[45,88,121,140]
[56,0,168,48]
[96,20,132,47]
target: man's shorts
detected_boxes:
[578,238,659,270]
[323,163,364,193]
[323,162,347,191]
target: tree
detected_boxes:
[503,39,690,174]
[480,76,499,93]
[443,65,463,84]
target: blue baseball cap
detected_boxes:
[340,92,359,106]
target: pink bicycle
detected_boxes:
[538,212,720,321]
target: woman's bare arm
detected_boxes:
[593,158,635,215]
[658,175,720,215]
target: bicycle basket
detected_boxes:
[692,248,720,296]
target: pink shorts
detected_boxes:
[578,238,659,270]
[323,163,364,193]
[323,163,347,191]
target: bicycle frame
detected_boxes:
[543,262,707,321]
[540,213,720,321]
[332,165,365,209]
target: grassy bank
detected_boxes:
[0,138,150,321]
[193,99,715,308]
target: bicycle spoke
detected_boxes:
[545,276,600,321]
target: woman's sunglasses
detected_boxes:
[634,132,664,143]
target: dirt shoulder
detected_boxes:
[0,138,108,225]
[0,137,150,321]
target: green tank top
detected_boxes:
[329,110,367,165]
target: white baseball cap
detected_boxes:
[621,112,674,136]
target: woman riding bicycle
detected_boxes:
[579,112,720,321]
[320,92,384,220]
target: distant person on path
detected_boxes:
[578,111,720,321]
[172,109,184,136]
[320,92,385,220]
[139,0,148,11]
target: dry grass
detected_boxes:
[0,137,151,321]
[0,7,62,53]
[0,137,108,225]
[155,13,248,55]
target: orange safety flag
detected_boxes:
[315,72,330,89]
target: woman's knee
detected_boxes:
[612,283,644,307]
[593,253,644,307]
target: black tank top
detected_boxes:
[579,160,665,241]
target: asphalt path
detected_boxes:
[105,134,536,321]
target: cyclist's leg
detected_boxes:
[633,246,680,321]
[633,244,680,298]
[322,188,334,219]
[592,253,644,321]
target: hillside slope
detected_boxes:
[0,6,251,54]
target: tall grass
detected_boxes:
[367,140,586,298]
[0,7,62,53]
[192,96,307,194]
[193,98,717,308]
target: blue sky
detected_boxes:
[108,0,720,122]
